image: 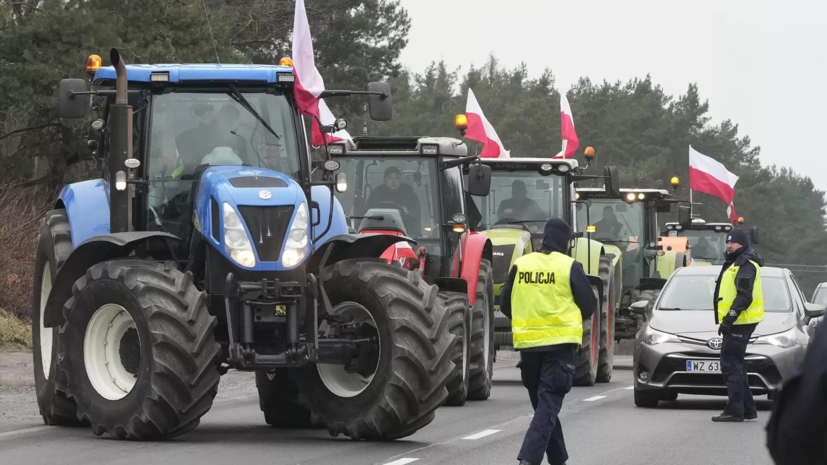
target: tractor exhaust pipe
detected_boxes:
[108,48,133,233]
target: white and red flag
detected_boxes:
[311,100,352,146]
[557,94,579,159]
[291,0,324,117]
[464,89,509,158]
[689,146,739,224]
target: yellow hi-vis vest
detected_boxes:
[510,252,582,349]
[717,260,764,325]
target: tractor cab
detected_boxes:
[663,218,735,266]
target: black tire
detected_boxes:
[573,281,600,387]
[57,259,221,440]
[634,387,660,408]
[31,209,84,426]
[468,259,495,400]
[596,255,615,383]
[293,259,456,441]
[443,291,470,406]
[255,370,314,428]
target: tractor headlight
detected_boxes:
[223,202,256,268]
[282,203,308,267]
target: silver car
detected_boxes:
[631,266,825,407]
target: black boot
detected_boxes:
[712,413,744,422]
[745,412,758,420]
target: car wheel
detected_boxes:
[634,387,659,408]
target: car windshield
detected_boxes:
[145,91,301,237]
[674,229,727,261]
[470,171,565,233]
[334,157,440,239]
[577,199,643,246]
[658,274,793,312]
[812,287,827,306]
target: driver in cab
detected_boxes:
[366,166,422,234]
[174,103,247,173]
[497,180,543,222]
[593,205,624,239]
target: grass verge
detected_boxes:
[0,311,32,348]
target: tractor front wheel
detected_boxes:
[58,259,221,440]
[468,259,495,400]
[294,259,456,441]
[597,255,615,383]
[573,281,600,386]
[443,291,470,406]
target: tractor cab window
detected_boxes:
[335,157,439,239]
[145,91,301,237]
[577,200,643,249]
[470,172,564,234]
[680,230,727,262]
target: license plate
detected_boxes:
[685,360,721,373]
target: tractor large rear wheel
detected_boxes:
[294,259,456,441]
[31,209,83,426]
[57,259,221,440]
[468,259,495,400]
[597,255,615,383]
[573,281,600,386]
[443,292,470,406]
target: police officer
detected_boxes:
[712,227,764,422]
[500,218,597,465]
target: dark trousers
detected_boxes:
[720,323,758,417]
[517,349,575,465]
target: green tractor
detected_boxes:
[463,151,622,385]
[574,183,690,342]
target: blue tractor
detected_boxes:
[31,49,459,441]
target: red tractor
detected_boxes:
[327,136,496,405]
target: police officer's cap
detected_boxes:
[726,228,749,246]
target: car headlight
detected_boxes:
[754,328,797,348]
[282,202,308,267]
[643,326,680,346]
[223,202,256,268]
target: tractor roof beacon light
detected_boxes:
[583,146,595,168]
[586,225,596,233]
[86,54,102,77]
[455,114,468,137]
[738,216,745,225]
[279,57,294,67]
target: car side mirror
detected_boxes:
[465,163,491,196]
[630,300,649,315]
[59,78,89,119]
[804,302,826,324]
[367,82,393,121]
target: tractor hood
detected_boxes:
[204,166,301,206]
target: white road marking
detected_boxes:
[462,429,501,440]
[384,459,419,465]
[625,386,634,390]
[0,426,50,440]
[583,396,607,402]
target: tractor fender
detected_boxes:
[654,250,685,279]
[43,231,183,328]
[304,233,417,274]
[57,179,111,248]
[572,237,605,276]
[449,231,493,305]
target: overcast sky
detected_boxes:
[398,0,827,192]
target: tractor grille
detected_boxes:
[491,245,515,284]
[238,206,294,262]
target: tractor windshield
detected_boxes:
[679,230,727,263]
[335,157,440,239]
[577,199,644,248]
[145,91,301,237]
[470,172,565,234]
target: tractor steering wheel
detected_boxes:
[372,201,410,216]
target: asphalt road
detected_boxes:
[0,356,776,465]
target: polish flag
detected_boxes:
[689,146,739,224]
[291,0,324,117]
[557,94,579,159]
[311,99,352,146]
[465,89,509,158]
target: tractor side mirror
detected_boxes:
[466,163,491,196]
[604,165,620,198]
[678,205,691,225]
[750,226,759,245]
[59,78,89,119]
[367,82,393,121]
